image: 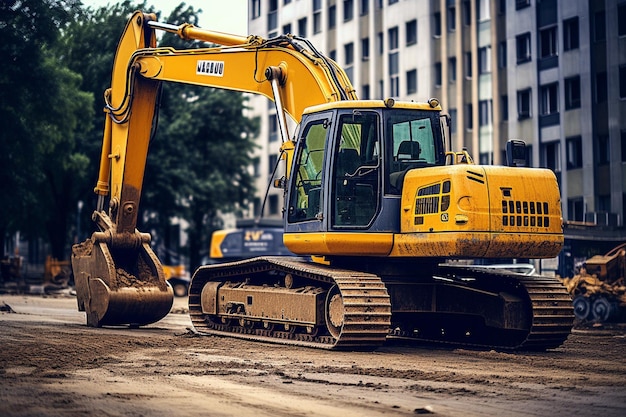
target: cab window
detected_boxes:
[331,112,380,228]
[288,120,328,222]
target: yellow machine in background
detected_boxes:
[562,243,626,322]
[72,12,572,349]
[209,219,293,262]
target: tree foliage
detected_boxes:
[0,0,92,259]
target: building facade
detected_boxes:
[246,0,626,234]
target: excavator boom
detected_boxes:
[72,11,357,328]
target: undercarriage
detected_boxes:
[188,257,574,350]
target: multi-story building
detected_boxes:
[246,0,626,262]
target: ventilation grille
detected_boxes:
[501,200,550,228]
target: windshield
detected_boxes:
[386,109,444,194]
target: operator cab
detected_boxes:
[285,100,445,236]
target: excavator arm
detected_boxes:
[72,11,356,327]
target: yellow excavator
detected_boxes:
[72,12,573,350]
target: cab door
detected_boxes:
[330,111,381,229]
[285,111,334,233]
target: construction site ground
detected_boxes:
[1,293,625,417]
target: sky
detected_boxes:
[82,0,249,35]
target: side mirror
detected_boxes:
[273,176,286,189]
[505,139,528,167]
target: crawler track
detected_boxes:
[389,266,574,350]
[188,257,392,350]
[188,258,573,351]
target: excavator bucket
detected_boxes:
[71,233,173,327]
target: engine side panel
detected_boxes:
[390,165,563,258]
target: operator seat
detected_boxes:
[390,141,425,193]
[336,148,361,176]
[396,140,421,160]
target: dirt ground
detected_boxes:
[1,293,625,417]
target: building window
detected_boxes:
[501,95,508,121]
[329,50,336,61]
[406,69,417,95]
[541,141,561,172]
[377,32,384,55]
[390,74,399,97]
[388,51,399,74]
[595,10,606,42]
[596,72,608,103]
[268,153,278,175]
[465,103,473,130]
[329,5,336,29]
[540,83,558,116]
[252,157,260,177]
[567,136,583,169]
[563,17,579,51]
[359,0,369,16]
[388,26,398,97]
[434,62,442,86]
[387,26,400,97]
[448,5,456,32]
[517,88,531,120]
[344,0,354,22]
[498,41,507,68]
[516,0,530,10]
[463,0,471,26]
[269,115,278,142]
[361,84,370,99]
[361,37,370,61]
[344,42,354,66]
[479,100,492,126]
[620,4,626,36]
[313,0,321,10]
[298,17,307,37]
[478,46,491,74]
[568,198,584,222]
[343,43,354,67]
[251,0,261,19]
[620,66,626,99]
[313,12,321,33]
[539,26,557,59]
[433,12,441,37]
[268,195,279,215]
[268,0,278,31]
[597,135,610,165]
[516,32,531,64]
[388,26,398,50]
[621,131,626,162]
[464,52,472,78]
[406,19,417,46]
[565,76,581,110]
[598,195,611,212]
[449,57,456,82]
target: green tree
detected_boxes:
[0,0,92,260]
